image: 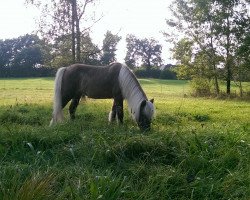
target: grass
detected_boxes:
[0,78,249,199]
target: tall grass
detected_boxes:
[0,78,249,199]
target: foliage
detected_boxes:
[174,65,190,80]
[80,33,100,65]
[237,33,250,66]
[50,34,73,67]
[189,78,211,96]
[236,32,250,84]
[172,39,215,96]
[134,67,177,80]
[0,78,249,199]
[172,38,193,66]
[100,31,121,65]
[125,34,162,69]
[159,68,177,80]
[26,0,100,63]
[80,31,122,65]
[124,35,139,68]
[0,30,122,72]
[166,0,250,95]
[134,67,161,79]
[0,34,53,77]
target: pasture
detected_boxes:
[0,78,249,199]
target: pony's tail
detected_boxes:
[50,67,66,126]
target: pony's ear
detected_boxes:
[141,100,147,108]
[149,98,154,104]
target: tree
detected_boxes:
[50,34,73,67]
[47,30,122,68]
[0,39,13,69]
[165,0,250,95]
[81,33,101,65]
[125,35,162,68]
[50,32,101,67]
[238,34,250,66]
[0,34,52,77]
[172,37,224,95]
[138,38,163,69]
[26,0,100,64]
[172,38,215,79]
[171,38,194,80]
[212,0,250,94]
[172,38,193,67]
[100,31,121,65]
[234,33,250,96]
[125,34,140,68]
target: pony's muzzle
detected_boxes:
[138,122,151,132]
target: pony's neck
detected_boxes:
[118,65,147,122]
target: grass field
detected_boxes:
[0,78,249,199]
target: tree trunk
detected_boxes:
[71,0,76,63]
[225,49,232,95]
[239,79,243,97]
[214,69,220,95]
[210,35,220,95]
[226,62,231,95]
[76,16,81,62]
[239,65,243,97]
[146,57,151,70]
[225,16,231,95]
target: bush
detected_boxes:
[159,69,177,79]
[190,78,211,96]
[0,66,55,78]
[134,67,161,78]
[134,67,177,80]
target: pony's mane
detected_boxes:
[118,65,147,122]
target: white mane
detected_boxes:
[118,65,147,122]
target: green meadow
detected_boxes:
[0,78,249,199]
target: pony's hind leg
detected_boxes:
[51,95,71,125]
[69,98,80,120]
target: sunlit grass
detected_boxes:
[0,77,249,199]
[0,78,53,105]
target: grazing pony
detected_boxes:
[50,63,155,131]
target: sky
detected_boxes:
[0,0,174,63]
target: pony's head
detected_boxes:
[138,98,155,131]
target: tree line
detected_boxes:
[1,0,249,97]
[0,0,167,77]
[21,1,164,68]
[165,0,250,96]
[0,32,168,77]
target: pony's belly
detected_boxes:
[87,95,112,99]
[86,91,113,99]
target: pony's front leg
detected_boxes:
[116,99,124,124]
[109,100,117,123]
[69,98,80,120]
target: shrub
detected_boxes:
[134,67,161,78]
[159,69,177,79]
[134,67,177,79]
[190,78,211,96]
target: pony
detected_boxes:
[50,62,155,131]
